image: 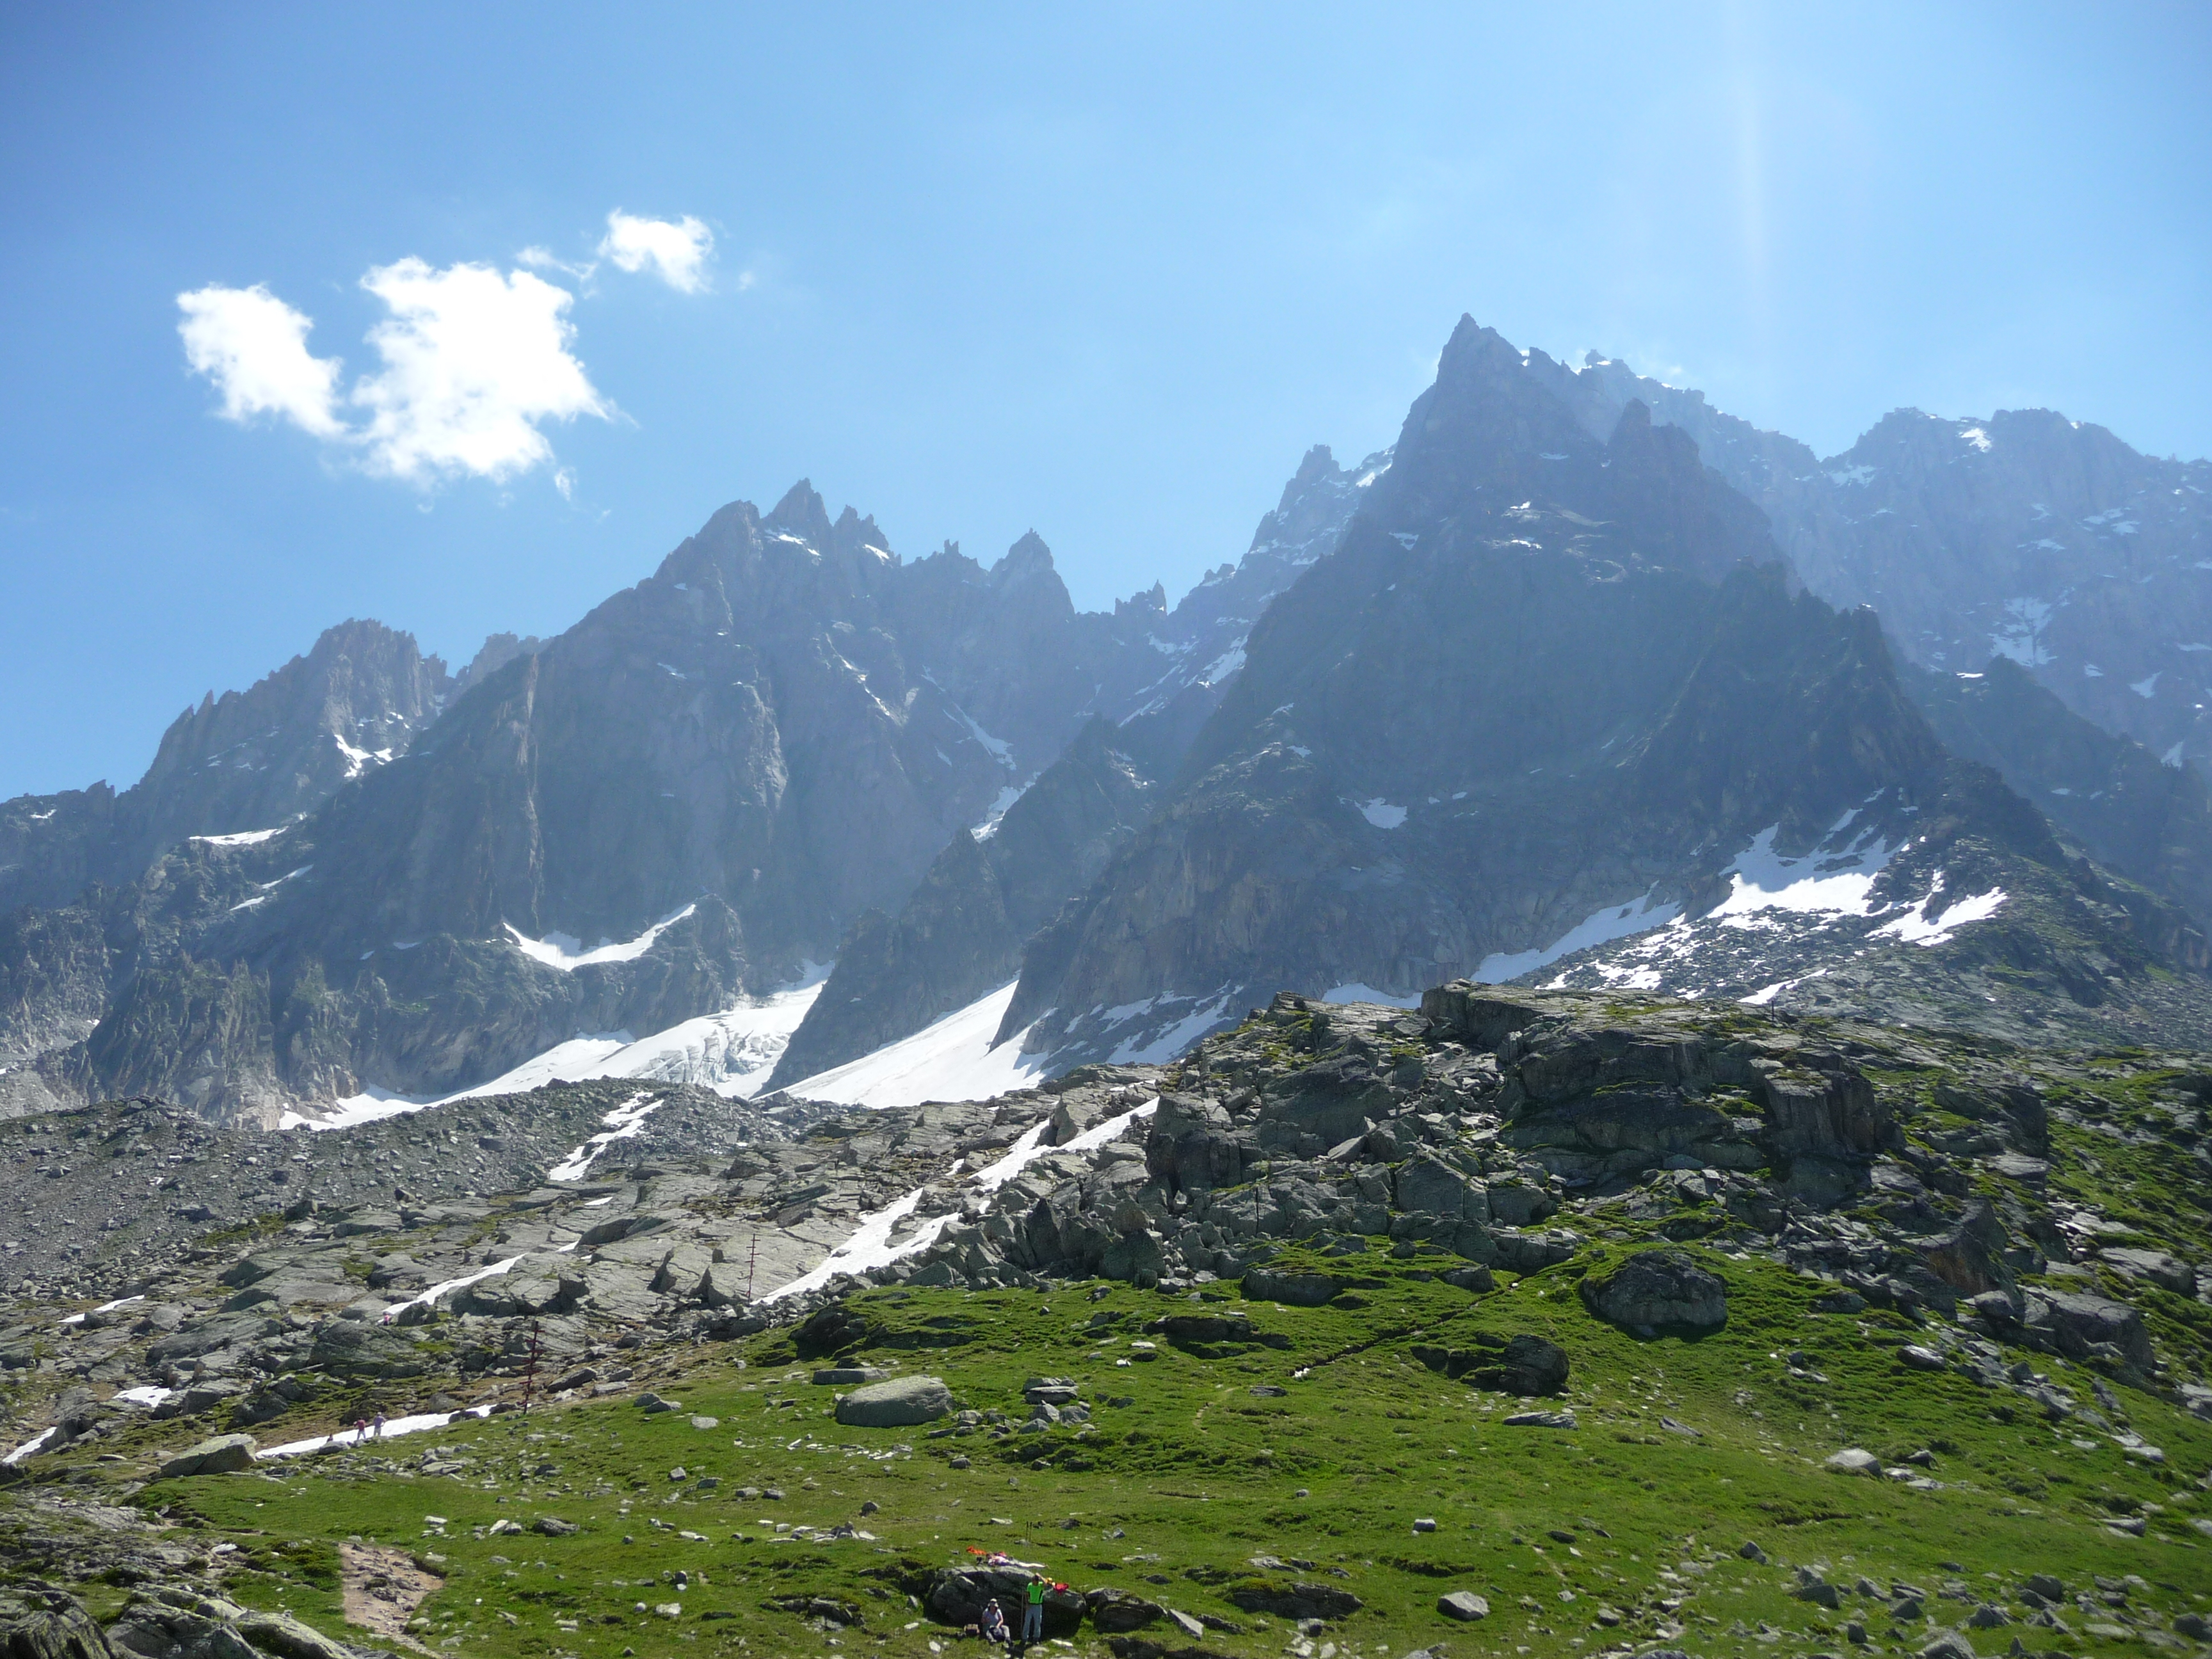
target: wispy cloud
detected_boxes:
[597,211,714,293]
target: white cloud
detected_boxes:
[176,284,346,437]
[351,259,607,482]
[178,261,608,486]
[597,211,714,293]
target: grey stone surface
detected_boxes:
[156,1434,257,1479]
[1580,1249,1729,1331]
[833,1375,952,1428]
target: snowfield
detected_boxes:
[280,973,828,1130]
[780,982,1048,1111]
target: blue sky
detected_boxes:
[3,3,2208,799]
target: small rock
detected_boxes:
[1166,1610,1206,1639]
[1502,1410,1576,1429]
[1438,1591,1490,1622]
[1966,1605,2009,1629]
[1898,1345,1947,1372]
[534,1517,579,1536]
[1825,1448,1881,1475]
[689,1415,719,1430]
[2022,1575,2063,1602]
[1739,1541,1768,1564]
[1413,1518,1438,1533]
[1919,1633,1976,1659]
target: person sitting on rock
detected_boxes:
[978,1598,1009,1646]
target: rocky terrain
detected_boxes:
[0,982,2207,1659]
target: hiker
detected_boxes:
[353,1417,369,1444]
[977,1597,1009,1646]
[1022,1573,1047,1646]
[372,1411,387,1439]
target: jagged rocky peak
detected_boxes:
[451,630,545,696]
[0,618,454,917]
[764,477,837,549]
[1114,581,1167,621]
[829,503,894,563]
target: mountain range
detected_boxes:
[4,317,2211,1124]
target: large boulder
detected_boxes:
[306,1320,429,1379]
[2022,1289,2154,1371]
[1412,1334,1571,1395]
[1144,1094,1246,1192]
[1244,1267,1341,1306]
[0,1587,115,1659]
[157,1434,258,1479]
[1085,1592,1164,1633]
[1580,1249,1728,1332]
[1395,1156,1491,1224]
[833,1375,952,1428]
[1228,1582,1363,1621]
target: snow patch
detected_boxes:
[1356,799,1408,830]
[2132,673,2161,699]
[1475,888,1683,982]
[760,1096,1160,1303]
[970,780,1032,840]
[1827,465,1875,486]
[1989,597,2056,668]
[282,972,828,1129]
[506,903,697,970]
[258,1404,497,1462]
[3,1427,58,1466]
[1107,991,1237,1065]
[548,1091,662,1182]
[191,826,286,847]
[1871,885,2007,947]
[1959,426,1992,452]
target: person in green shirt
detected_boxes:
[1022,1573,1048,1645]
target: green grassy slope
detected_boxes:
[120,1247,2211,1659]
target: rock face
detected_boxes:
[1527,348,2212,778]
[1580,1249,1729,1332]
[0,1588,117,1659]
[768,719,1160,1087]
[1002,317,2212,1069]
[833,1375,952,1427]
